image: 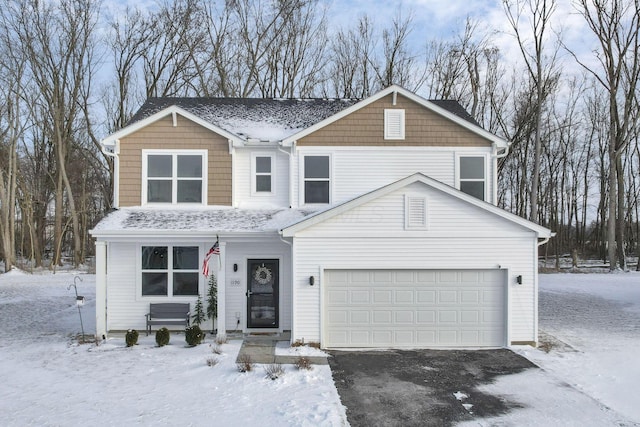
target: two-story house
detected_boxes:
[90,85,552,348]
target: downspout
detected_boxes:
[101,140,120,208]
[279,231,294,344]
[229,140,236,207]
[278,141,295,208]
[491,142,510,205]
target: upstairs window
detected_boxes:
[459,156,486,201]
[143,150,206,204]
[304,155,330,204]
[141,245,199,297]
[253,155,273,194]
[384,109,405,140]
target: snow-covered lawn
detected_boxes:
[0,270,347,427]
[460,272,640,426]
[1,269,639,426]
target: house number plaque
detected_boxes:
[230,279,241,286]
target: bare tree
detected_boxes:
[326,15,377,98]
[6,0,99,268]
[375,10,427,92]
[0,35,26,272]
[572,0,640,270]
[504,0,561,223]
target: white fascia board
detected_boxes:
[281,85,509,150]
[281,172,551,238]
[100,105,245,147]
[89,229,277,241]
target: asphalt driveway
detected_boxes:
[328,349,536,427]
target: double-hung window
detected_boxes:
[253,155,273,194]
[141,246,199,297]
[144,150,206,204]
[304,155,330,204]
[458,156,486,201]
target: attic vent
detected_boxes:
[405,195,427,229]
[384,109,405,140]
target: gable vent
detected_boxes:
[384,109,405,140]
[405,195,427,229]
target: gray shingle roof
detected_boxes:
[128,96,479,141]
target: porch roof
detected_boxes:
[90,206,310,237]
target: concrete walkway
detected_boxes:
[235,334,328,365]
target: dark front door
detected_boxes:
[247,259,279,328]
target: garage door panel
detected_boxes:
[373,330,392,344]
[461,290,480,303]
[395,290,414,303]
[324,269,506,348]
[327,310,348,325]
[327,289,348,304]
[439,290,458,303]
[395,311,414,323]
[417,310,436,323]
[350,290,370,304]
[350,311,370,324]
[373,310,392,323]
[461,310,480,323]
[417,290,436,303]
[373,290,392,303]
[439,311,458,323]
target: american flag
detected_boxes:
[202,240,220,277]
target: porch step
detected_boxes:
[235,337,328,365]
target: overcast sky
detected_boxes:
[326,0,598,77]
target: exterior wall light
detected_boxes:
[309,276,315,286]
[516,275,523,285]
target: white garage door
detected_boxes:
[324,269,506,348]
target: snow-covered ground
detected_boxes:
[1,269,639,426]
[0,270,347,427]
[460,272,640,426]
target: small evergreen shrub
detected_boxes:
[192,296,206,325]
[236,354,254,372]
[155,327,170,347]
[264,364,285,380]
[185,325,204,346]
[294,356,312,370]
[125,329,139,347]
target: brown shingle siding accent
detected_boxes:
[118,115,232,207]
[297,94,491,147]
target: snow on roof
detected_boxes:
[128,98,360,142]
[127,97,481,142]
[91,207,311,234]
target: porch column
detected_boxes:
[95,240,107,340]
[216,242,226,338]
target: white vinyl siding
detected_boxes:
[289,183,538,346]
[104,238,293,334]
[233,149,289,208]
[292,147,496,208]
